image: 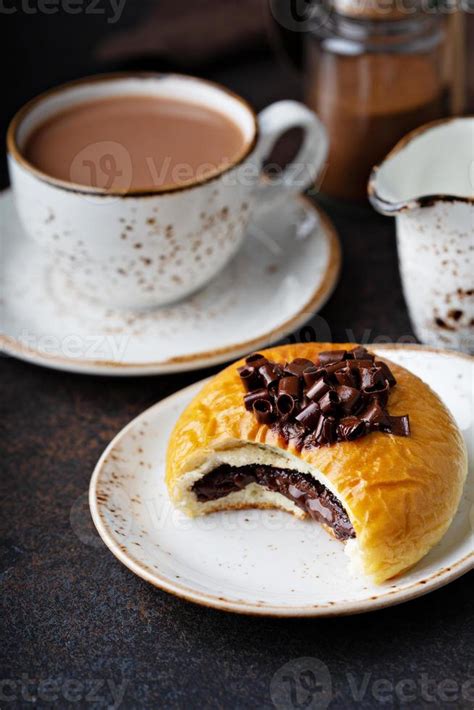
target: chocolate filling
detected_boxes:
[192,464,355,541]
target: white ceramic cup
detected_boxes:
[7,73,328,309]
[369,117,474,354]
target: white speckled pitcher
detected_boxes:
[7,73,328,310]
[369,117,474,353]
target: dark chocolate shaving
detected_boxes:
[239,347,410,448]
[315,415,336,444]
[319,350,347,365]
[319,390,339,415]
[245,353,267,369]
[351,346,375,361]
[284,358,315,377]
[302,366,320,388]
[376,361,397,387]
[278,376,300,397]
[259,362,279,387]
[388,415,411,437]
[325,361,348,376]
[243,388,269,411]
[238,365,261,392]
[360,400,390,429]
[276,393,296,418]
[338,416,366,441]
[335,385,361,414]
[253,399,274,425]
[296,401,321,429]
[307,378,330,402]
[335,368,356,388]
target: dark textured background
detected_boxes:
[1,3,472,708]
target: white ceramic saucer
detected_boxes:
[0,189,340,375]
[90,345,473,617]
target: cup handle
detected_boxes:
[254,100,328,200]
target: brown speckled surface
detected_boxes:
[1,10,473,708]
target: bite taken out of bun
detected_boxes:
[166,343,467,584]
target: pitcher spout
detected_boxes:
[368,117,474,215]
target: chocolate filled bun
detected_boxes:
[166,344,467,584]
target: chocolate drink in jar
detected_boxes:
[305,0,455,200]
[270,0,460,201]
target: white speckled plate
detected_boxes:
[0,188,340,375]
[89,345,473,616]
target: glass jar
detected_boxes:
[304,5,452,200]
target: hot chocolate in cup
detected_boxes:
[8,73,328,309]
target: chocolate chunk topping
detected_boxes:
[319,349,347,365]
[259,362,280,387]
[335,368,356,388]
[296,401,321,429]
[338,416,366,441]
[193,464,356,540]
[253,399,274,425]
[278,376,300,397]
[238,365,261,392]
[303,366,320,388]
[276,393,297,418]
[336,385,361,414]
[360,400,390,429]
[243,388,269,411]
[319,390,339,415]
[240,347,410,448]
[315,415,336,445]
[351,346,375,360]
[376,360,397,387]
[284,358,315,377]
[388,415,411,437]
[307,378,330,402]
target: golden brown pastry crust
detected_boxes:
[166,343,467,583]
